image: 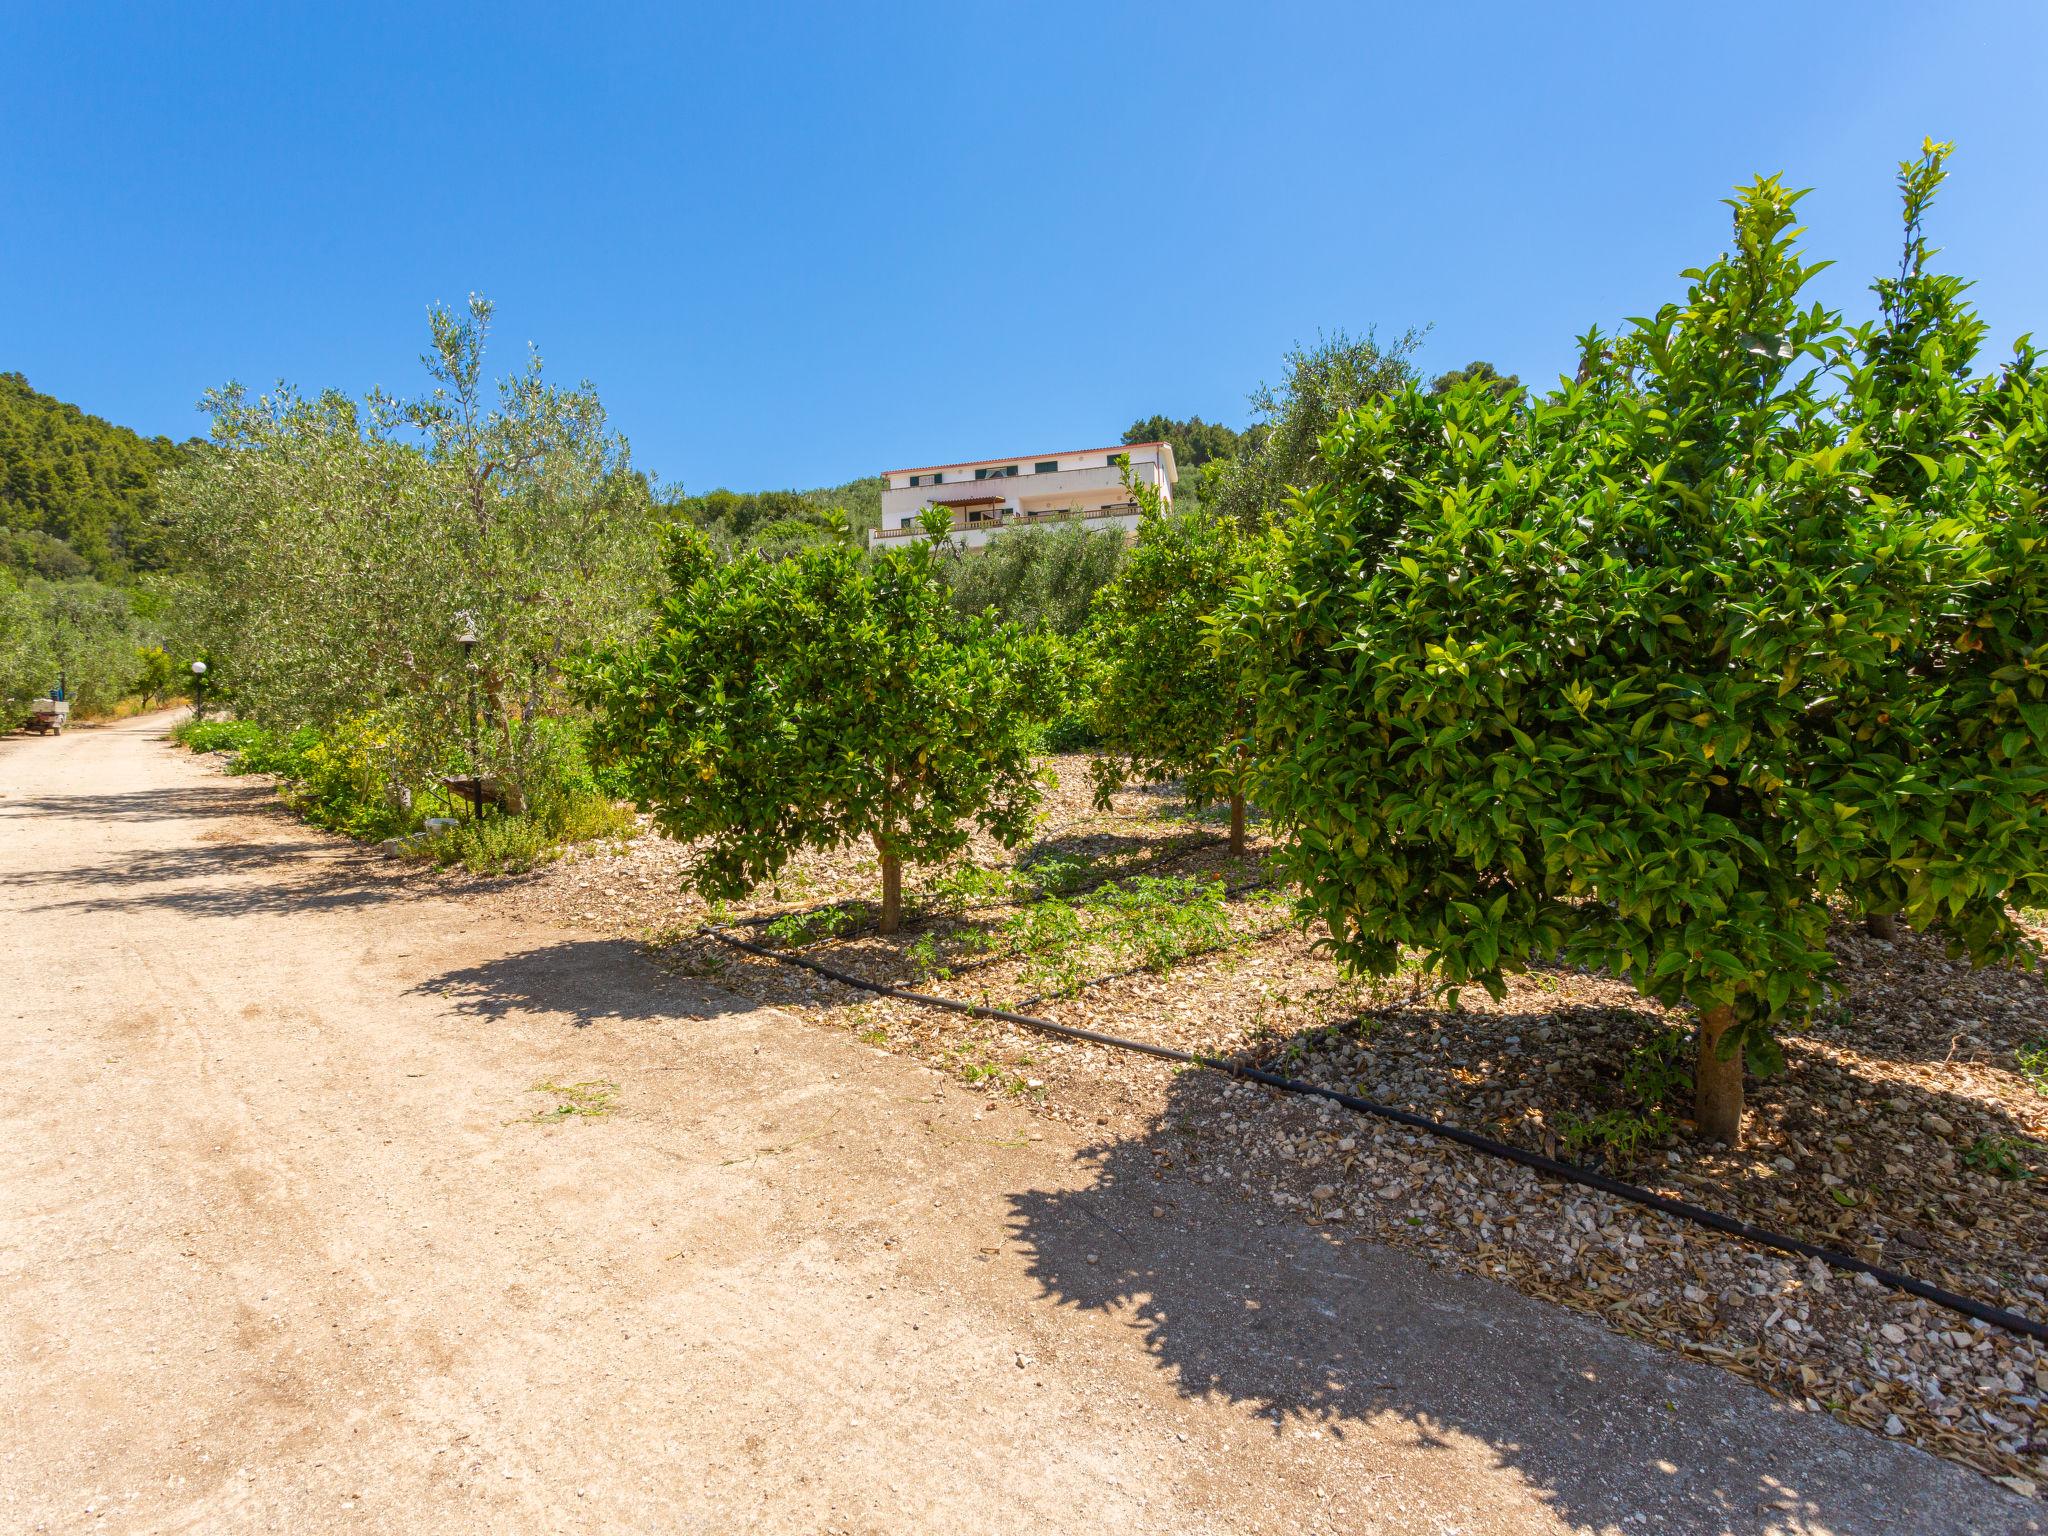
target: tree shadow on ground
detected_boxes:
[1293,997,2045,1304]
[1003,1063,2035,1534]
[1816,921,2048,1070]
[411,938,764,1030]
[9,836,422,920]
[0,781,274,825]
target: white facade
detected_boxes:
[871,442,1178,549]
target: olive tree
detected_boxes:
[165,296,658,812]
[0,569,48,717]
[1230,146,2047,1146]
[579,508,1063,932]
[1205,328,1423,528]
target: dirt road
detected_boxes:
[0,714,2036,1535]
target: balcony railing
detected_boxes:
[870,502,1144,541]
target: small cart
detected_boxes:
[23,697,70,736]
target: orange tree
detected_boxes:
[1086,491,1259,855]
[578,508,1062,932]
[1227,145,2047,1145]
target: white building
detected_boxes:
[871,442,1178,549]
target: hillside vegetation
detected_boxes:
[0,372,193,580]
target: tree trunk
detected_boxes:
[1864,912,1903,942]
[1228,792,1247,858]
[1694,1005,1745,1147]
[878,848,902,935]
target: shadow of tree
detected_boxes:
[412,938,762,1030]
[0,781,275,825]
[1819,922,2048,1070]
[1004,1065,2036,1533]
[8,833,421,920]
[1263,996,2047,1306]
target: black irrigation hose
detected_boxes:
[704,923,2048,1347]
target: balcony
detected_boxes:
[880,459,1166,519]
[870,501,1144,544]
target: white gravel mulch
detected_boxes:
[420,756,2048,1499]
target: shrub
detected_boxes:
[172,717,269,756]
[581,509,1063,932]
[1088,488,1260,854]
[1230,144,2048,1146]
[420,813,556,876]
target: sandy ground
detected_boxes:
[0,714,2039,1536]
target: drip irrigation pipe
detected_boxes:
[705,923,2048,1346]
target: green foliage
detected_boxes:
[1204,328,1424,527]
[671,476,884,556]
[942,520,1127,637]
[0,568,44,718]
[1038,708,1103,753]
[2019,1039,2048,1096]
[171,716,271,756]
[1005,874,1240,996]
[0,371,192,580]
[1231,145,2048,1086]
[1428,360,1521,399]
[135,645,174,705]
[2,575,152,715]
[173,710,629,861]
[579,508,1063,922]
[421,813,557,876]
[1556,1027,1691,1166]
[1962,1134,2040,1182]
[762,904,868,946]
[1123,415,1245,471]
[1087,492,1257,840]
[164,295,660,814]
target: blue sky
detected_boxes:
[5,2,2045,493]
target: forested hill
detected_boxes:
[0,372,195,580]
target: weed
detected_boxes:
[1555,1026,1690,1166]
[925,862,1025,911]
[1963,1134,2039,1181]
[1622,1027,1693,1110]
[762,904,866,947]
[905,932,952,982]
[2018,1039,2048,1096]
[1558,1106,1673,1165]
[523,1080,617,1123]
[422,815,558,876]
[1095,875,1236,970]
[1019,852,1097,897]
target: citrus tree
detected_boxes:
[579,508,1062,932]
[1087,489,1259,855]
[1230,145,2047,1146]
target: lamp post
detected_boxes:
[455,613,481,820]
[189,660,208,721]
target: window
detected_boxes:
[1034,460,1059,474]
[974,465,1019,480]
[900,516,916,528]
[909,472,946,487]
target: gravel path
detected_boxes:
[2,714,2039,1535]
